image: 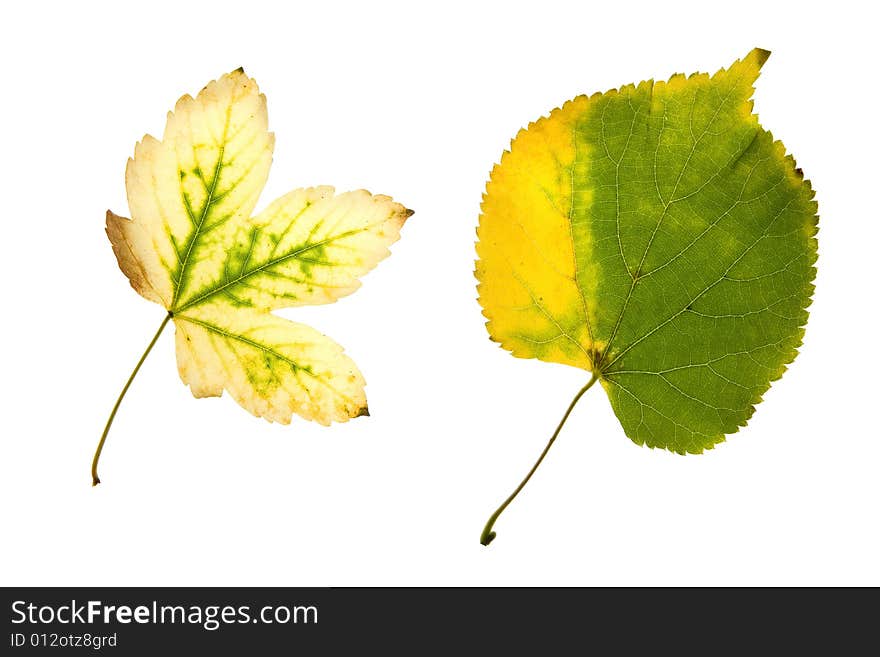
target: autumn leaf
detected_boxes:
[94,70,411,485]
[476,49,818,544]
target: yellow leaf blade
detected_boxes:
[476,97,596,370]
[175,186,411,312]
[120,69,274,310]
[174,301,367,425]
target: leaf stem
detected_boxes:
[480,373,599,546]
[92,313,172,486]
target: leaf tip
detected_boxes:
[232,66,246,75]
[356,405,370,418]
[404,208,415,219]
[750,47,771,69]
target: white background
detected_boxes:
[1,0,877,586]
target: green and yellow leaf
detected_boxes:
[107,70,410,425]
[477,49,818,454]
